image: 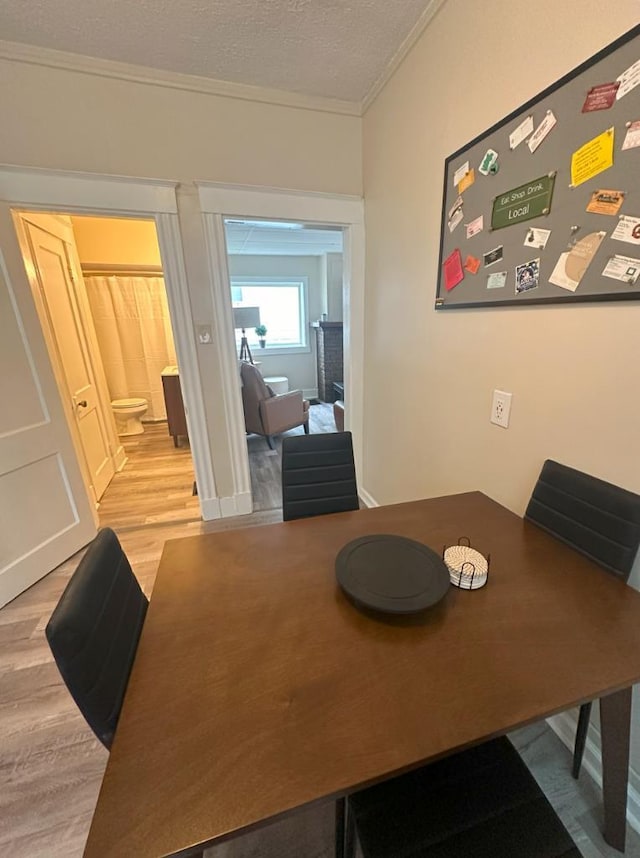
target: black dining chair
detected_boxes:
[45,527,148,750]
[525,458,640,778]
[344,736,582,858]
[281,431,359,521]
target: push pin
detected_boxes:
[527,229,534,243]
[571,225,580,233]
[489,162,499,175]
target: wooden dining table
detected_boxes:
[83,492,640,857]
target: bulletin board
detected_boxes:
[435,24,640,309]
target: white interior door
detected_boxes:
[0,205,97,608]
[15,212,116,503]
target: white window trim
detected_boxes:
[231,275,310,354]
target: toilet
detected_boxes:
[111,398,148,436]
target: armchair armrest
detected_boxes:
[260,391,306,435]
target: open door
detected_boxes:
[0,205,97,609]
[14,212,118,503]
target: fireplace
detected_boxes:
[313,321,343,402]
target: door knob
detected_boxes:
[77,400,88,408]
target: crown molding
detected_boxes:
[361,0,449,113]
[0,39,361,117]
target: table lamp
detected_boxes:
[232,306,261,364]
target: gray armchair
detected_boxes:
[240,362,309,449]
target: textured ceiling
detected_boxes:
[0,0,434,102]
[225,221,343,255]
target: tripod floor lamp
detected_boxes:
[233,306,261,364]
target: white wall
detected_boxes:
[71,216,162,266]
[227,254,323,395]
[362,0,640,811]
[326,252,344,322]
[0,58,361,194]
[362,0,640,511]
[0,53,362,503]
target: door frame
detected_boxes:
[13,210,124,505]
[0,165,218,519]
[198,183,365,512]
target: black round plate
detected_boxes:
[335,534,450,614]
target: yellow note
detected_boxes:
[571,128,614,187]
[458,168,475,194]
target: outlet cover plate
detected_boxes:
[491,390,512,428]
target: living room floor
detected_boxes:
[248,401,337,511]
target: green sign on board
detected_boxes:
[491,174,555,230]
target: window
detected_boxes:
[231,277,309,353]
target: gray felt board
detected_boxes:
[436,25,640,308]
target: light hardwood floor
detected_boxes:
[2,410,640,857]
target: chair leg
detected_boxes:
[573,701,593,779]
[303,422,310,434]
[266,435,275,450]
[335,796,346,858]
[345,798,356,858]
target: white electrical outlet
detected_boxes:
[490,390,512,428]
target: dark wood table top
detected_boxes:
[84,492,640,858]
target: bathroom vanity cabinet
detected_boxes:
[161,366,188,447]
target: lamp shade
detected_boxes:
[232,306,261,330]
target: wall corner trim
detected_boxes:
[359,488,380,508]
[361,0,448,113]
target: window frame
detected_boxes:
[230,275,310,355]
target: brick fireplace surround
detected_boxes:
[313,321,343,402]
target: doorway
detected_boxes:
[223,217,346,510]
[198,182,365,518]
[0,167,364,606]
[0,166,220,608]
[14,211,200,529]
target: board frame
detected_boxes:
[435,24,640,310]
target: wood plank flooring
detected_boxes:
[248,402,337,511]
[2,406,640,857]
[98,421,201,530]
[100,404,337,526]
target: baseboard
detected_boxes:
[199,496,222,521]
[547,710,640,835]
[358,488,379,508]
[219,492,253,518]
[114,445,127,472]
[303,388,319,400]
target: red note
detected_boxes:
[582,82,620,112]
[444,249,464,291]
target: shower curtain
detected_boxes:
[84,275,177,421]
